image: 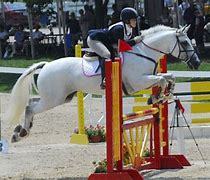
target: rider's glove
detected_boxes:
[134,36,143,44]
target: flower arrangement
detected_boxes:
[86,124,106,143]
[73,124,106,143]
[92,146,150,173]
[93,159,107,173]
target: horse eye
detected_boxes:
[181,40,188,45]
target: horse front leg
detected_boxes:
[144,75,168,105]
[157,73,175,100]
[11,98,39,143]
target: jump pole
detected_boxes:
[70,44,89,144]
[89,58,144,180]
[156,55,191,168]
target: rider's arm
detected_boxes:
[110,25,142,46]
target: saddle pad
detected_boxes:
[82,58,101,77]
[82,55,124,77]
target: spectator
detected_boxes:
[32,24,44,42]
[66,12,81,47]
[79,9,88,47]
[183,1,205,53]
[179,0,190,25]
[0,15,6,29]
[32,24,45,56]
[79,5,95,47]
[110,4,120,25]
[160,7,172,26]
[140,16,150,30]
[0,25,9,58]
[11,24,28,57]
[84,5,95,30]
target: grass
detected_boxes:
[168,61,210,71]
[1,57,210,93]
[0,57,53,68]
[0,57,53,92]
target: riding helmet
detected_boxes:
[121,7,138,23]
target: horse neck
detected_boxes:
[140,32,174,59]
[135,41,164,62]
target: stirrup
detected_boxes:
[100,79,106,89]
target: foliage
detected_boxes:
[92,159,117,173]
[69,0,109,28]
[22,0,54,18]
[74,124,106,142]
[92,146,150,173]
[72,0,86,2]
[23,0,52,9]
[92,159,107,173]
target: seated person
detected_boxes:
[0,25,9,58]
[32,24,44,43]
[11,24,28,56]
[32,24,45,56]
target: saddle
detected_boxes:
[83,51,99,62]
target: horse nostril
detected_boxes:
[196,60,200,68]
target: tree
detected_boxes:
[95,0,109,28]
[71,0,109,28]
[23,0,53,58]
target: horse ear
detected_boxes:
[182,25,191,33]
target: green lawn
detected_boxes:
[0,57,210,93]
[168,61,210,71]
[0,58,53,68]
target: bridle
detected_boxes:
[140,31,196,65]
[172,32,196,64]
[126,31,197,73]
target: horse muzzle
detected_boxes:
[187,53,200,70]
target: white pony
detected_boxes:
[7,25,200,142]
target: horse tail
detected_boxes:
[6,61,48,124]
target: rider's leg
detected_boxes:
[87,37,111,88]
[99,57,106,89]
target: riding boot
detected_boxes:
[99,57,106,89]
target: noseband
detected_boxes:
[170,32,196,64]
[141,32,196,64]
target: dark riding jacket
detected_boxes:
[88,22,136,59]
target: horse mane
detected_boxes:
[141,25,175,37]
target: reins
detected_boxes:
[126,31,196,71]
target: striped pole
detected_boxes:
[157,55,191,169]
[70,44,89,144]
[89,58,143,179]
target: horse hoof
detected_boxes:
[14,125,22,133]
[19,128,28,138]
[147,97,153,105]
[29,122,33,129]
[11,134,20,143]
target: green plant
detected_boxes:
[85,124,106,142]
[73,124,106,143]
[92,159,107,173]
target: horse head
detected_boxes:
[137,25,200,70]
[172,25,200,70]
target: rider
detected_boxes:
[87,7,143,89]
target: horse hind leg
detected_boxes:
[11,97,42,143]
[65,91,77,103]
[11,91,75,143]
